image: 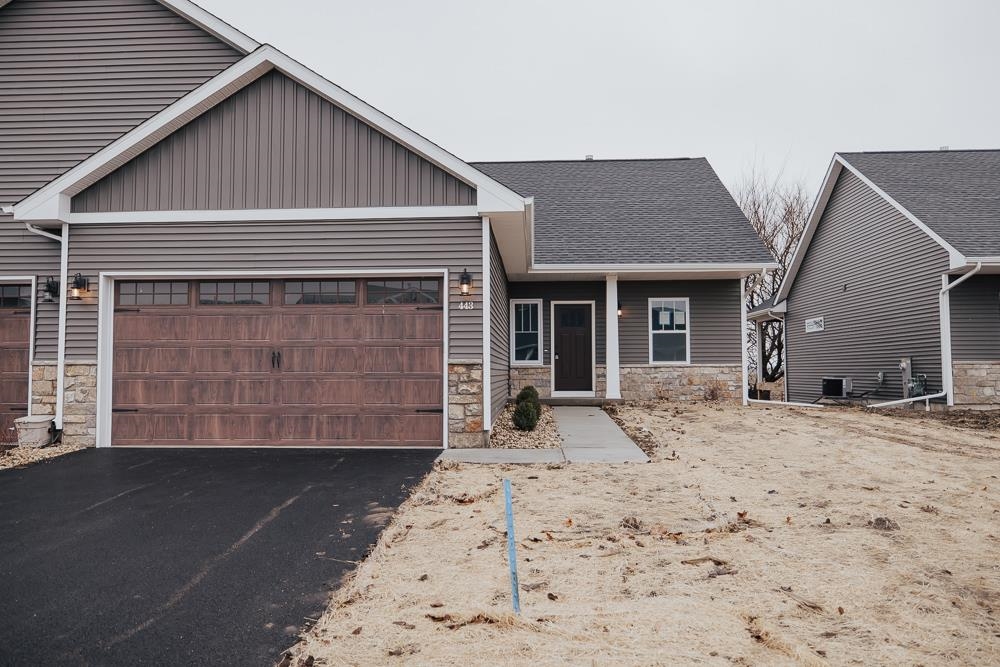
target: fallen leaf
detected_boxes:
[564,517,574,527]
[418,573,429,581]
[351,626,363,635]
[837,607,845,615]
[547,592,559,601]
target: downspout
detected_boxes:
[869,262,982,411]
[23,222,68,432]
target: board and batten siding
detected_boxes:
[72,71,476,212]
[488,231,509,423]
[0,216,61,360]
[62,218,484,361]
[785,170,951,402]
[950,275,1000,361]
[618,280,741,365]
[0,0,242,205]
[508,282,606,365]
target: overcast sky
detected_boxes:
[200,0,1000,198]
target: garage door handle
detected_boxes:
[271,351,277,369]
[276,350,282,369]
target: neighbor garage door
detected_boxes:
[0,285,32,444]
[111,278,443,447]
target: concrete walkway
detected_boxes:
[552,406,649,463]
[439,405,648,464]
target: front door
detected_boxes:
[553,303,592,392]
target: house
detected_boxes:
[0,0,775,449]
[752,150,1000,407]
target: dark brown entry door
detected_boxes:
[553,303,592,392]
[0,286,31,444]
[112,279,443,447]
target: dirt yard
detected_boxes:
[293,403,1000,666]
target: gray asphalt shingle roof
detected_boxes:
[839,150,1000,257]
[472,158,774,266]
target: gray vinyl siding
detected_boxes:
[618,280,741,365]
[63,218,484,361]
[0,216,61,359]
[0,0,242,205]
[785,170,950,402]
[508,282,606,365]
[488,231,509,423]
[72,70,476,212]
[950,275,1000,361]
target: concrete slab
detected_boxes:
[553,406,649,464]
[438,448,565,464]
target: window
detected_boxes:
[118,281,188,306]
[649,298,690,364]
[0,284,31,308]
[284,280,356,305]
[199,281,270,305]
[366,279,440,305]
[510,299,542,364]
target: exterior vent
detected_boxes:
[822,377,853,397]
[585,155,594,161]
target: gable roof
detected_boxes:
[14,45,528,222]
[0,0,251,205]
[838,150,1000,257]
[472,158,776,268]
[776,150,999,303]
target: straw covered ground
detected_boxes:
[292,403,1000,666]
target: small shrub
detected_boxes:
[516,386,539,403]
[512,399,540,431]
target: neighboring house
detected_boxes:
[0,0,775,449]
[752,150,1000,407]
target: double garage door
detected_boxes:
[112,278,443,447]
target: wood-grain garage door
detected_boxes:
[112,279,443,447]
[0,285,32,444]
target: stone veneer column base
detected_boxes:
[29,361,98,447]
[952,361,1000,407]
[448,361,487,448]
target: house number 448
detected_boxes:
[456,301,475,310]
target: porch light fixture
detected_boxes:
[43,276,59,302]
[459,268,472,296]
[617,301,623,318]
[69,273,89,300]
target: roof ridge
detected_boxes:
[839,148,1000,156]
[470,157,698,165]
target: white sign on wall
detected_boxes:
[805,316,825,333]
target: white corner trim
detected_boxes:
[15,46,527,223]
[777,154,967,302]
[508,298,544,367]
[95,268,452,448]
[739,279,749,406]
[68,206,480,225]
[604,275,621,399]
[647,296,691,366]
[549,300,597,395]
[156,0,259,53]
[481,217,492,431]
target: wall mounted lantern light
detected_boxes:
[459,268,472,296]
[69,273,89,300]
[617,301,623,318]
[43,276,60,302]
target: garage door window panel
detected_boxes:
[366,279,440,304]
[118,281,189,306]
[199,281,270,305]
[0,285,32,308]
[285,280,356,305]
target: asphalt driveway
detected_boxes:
[0,448,437,665]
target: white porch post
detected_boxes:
[605,275,621,399]
[740,279,749,406]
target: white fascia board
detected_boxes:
[778,154,967,301]
[529,262,779,274]
[15,46,527,222]
[68,206,479,224]
[156,0,259,53]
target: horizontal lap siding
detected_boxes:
[0,0,242,204]
[489,232,509,422]
[72,71,476,212]
[64,218,484,361]
[508,282,606,365]
[0,216,61,359]
[951,275,1000,360]
[786,171,950,402]
[618,280,741,365]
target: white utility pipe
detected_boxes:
[23,222,67,431]
[748,398,824,409]
[867,391,945,412]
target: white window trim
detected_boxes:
[509,299,544,367]
[647,297,691,366]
